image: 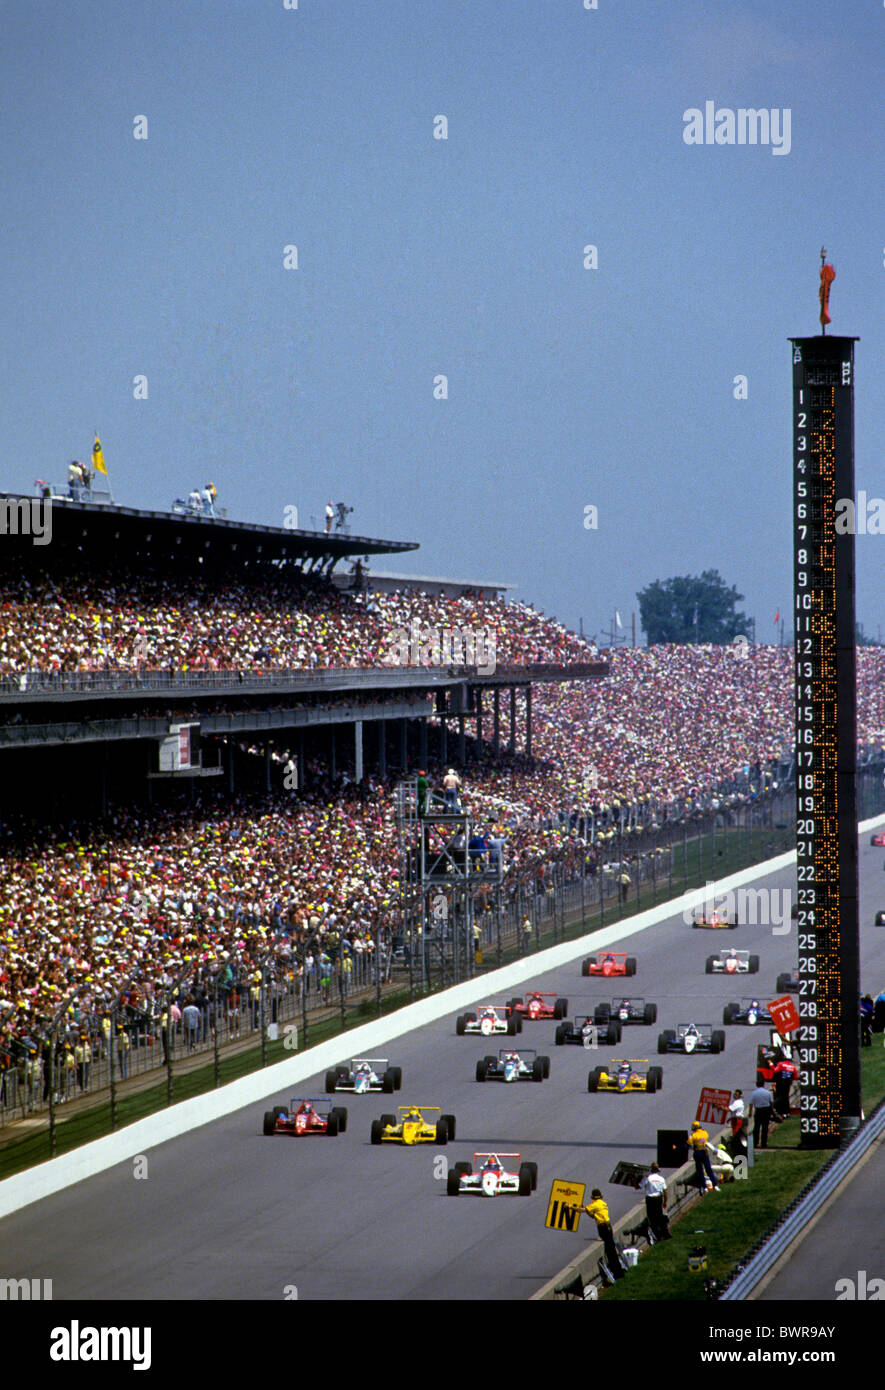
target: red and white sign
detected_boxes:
[768,995,800,1034]
[696,1087,732,1125]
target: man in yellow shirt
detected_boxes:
[573,1188,624,1281]
[689,1120,720,1195]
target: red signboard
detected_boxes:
[768,995,800,1035]
[696,1087,732,1125]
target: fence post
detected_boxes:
[213,980,220,1088]
[109,1004,117,1132]
[48,1025,57,1159]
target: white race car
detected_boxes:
[475,1049,550,1082]
[325,1058,402,1095]
[455,1005,521,1037]
[705,948,759,976]
[446,1152,538,1196]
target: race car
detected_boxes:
[775,972,799,993]
[325,1058,403,1095]
[870,833,885,846]
[595,997,658,1026]
[555,1014,622,1046]
[690,909,738,929]
[723,998,773,1026]
[263,1098,347,1136]
[456,1004,521,1036]
[506,991,568,1021]
[370,1104,456,1145]
[475,1048,550,1082]
[446,1152,538,1197]
[580,951,637,978]
[705,948,759,975]
[587,1058,663,1093]
[657,1023,725,1055]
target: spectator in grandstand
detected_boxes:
[325,501,334,534]
[201,485,216,518]
[181,997,201,1052]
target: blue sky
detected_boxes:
[3,0,885,642]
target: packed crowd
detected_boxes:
[0,563,588,675]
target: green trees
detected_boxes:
[636,570,752,646]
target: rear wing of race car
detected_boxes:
[497,1048,536,1059]
[289,1097,333,1109]
[677,1024,714,1033]
[397,1105,440,1114]
[608,1059,648,1069]
[719,950,750,960]
[351,1058,388,1069]
[473,1152,521,1162]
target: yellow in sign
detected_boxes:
[545,1179,586,1232]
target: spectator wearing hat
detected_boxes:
[688,1121,719,1194]
[442,769,461,812]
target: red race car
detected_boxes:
[581,951,636,978]
[263,1098,348,1137]
[506,991,568,1021]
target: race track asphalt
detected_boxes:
[2,837,884,1301]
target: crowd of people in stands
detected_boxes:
[2,561,885,1083]
[0,564,587,675]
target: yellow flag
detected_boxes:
[92,435,107,475]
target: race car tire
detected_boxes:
[446,1171,462,1196]
[508,997,523,1013]
[435,1120,449,1145]
[325,1070,338,1094]
[581,958,592,976]
[483,1055,496,1067]
[657,1032,669,1055]
[608,1020,623,1044]
[723,1003,740,1025]
[370,1119,385,1145]
[380,1113,395,1127]
[454,1161,472,1176]
[532,1057,545,1082]
[540,1055,550,1078]
[705,956,716,975]
[263,1110,277,1135]
[648,1066,663,1092]
[518,1164,533,1196]
[645,1072,657,1094]
[644,1003,657,1025]
[508,1014,522,1035]
[335,1065,349,1081]
[456,1015,466,1035]
[441,1113,456,1140]
[272,1105,286,1120]
[776,973,793,993]
[331,1107,347,1133]
[326,1114,339,1137]
[711,1031,726,1054]
[748,955,760,974]
[594,1003,611,1024]
[587,1068,602,1093]
[476,1059,489,1082]
[524,1161,539,1190]
[554,1025,568,1046]
[625,957,637,977]
[391,1067,403,1090]
[381,1071,395,1094]
[554,998,568,1020]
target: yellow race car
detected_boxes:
[370,1105,457,1145]
[587,1059,663,1094]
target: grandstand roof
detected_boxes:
[2,493,419,566]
